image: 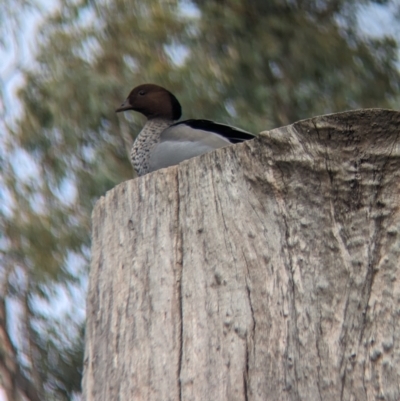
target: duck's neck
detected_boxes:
[130,118,174,176]
[138,118,173,140]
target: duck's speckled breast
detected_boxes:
[130,118,171,176]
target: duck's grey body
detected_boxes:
[131,118,233,176]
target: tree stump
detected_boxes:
[83,109,400,401]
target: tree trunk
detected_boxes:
[0,299,41,401]
[83,109,400,401]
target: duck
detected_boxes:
[116,84,255,176]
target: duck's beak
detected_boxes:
[115,99,131,113]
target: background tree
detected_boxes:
[0,0,399,399]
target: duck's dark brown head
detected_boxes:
[116,83,182,120]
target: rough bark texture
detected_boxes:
[83,109,400,401]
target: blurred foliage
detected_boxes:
[0,0,399,399]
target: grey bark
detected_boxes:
[83,109,400,401]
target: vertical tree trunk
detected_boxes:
[83,109,400,401]
[0,299,41,401]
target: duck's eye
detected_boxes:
[139,90,146,96]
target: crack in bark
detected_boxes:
[210,169,235,260]
[282,213,301,398]
[175,169,184,401]
[243,348,249,401]
[339,294,351,401]
[242,250,256,401]
[274,161,301,398]
[315,305,323,401]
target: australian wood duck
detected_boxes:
[116,84,254,176]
